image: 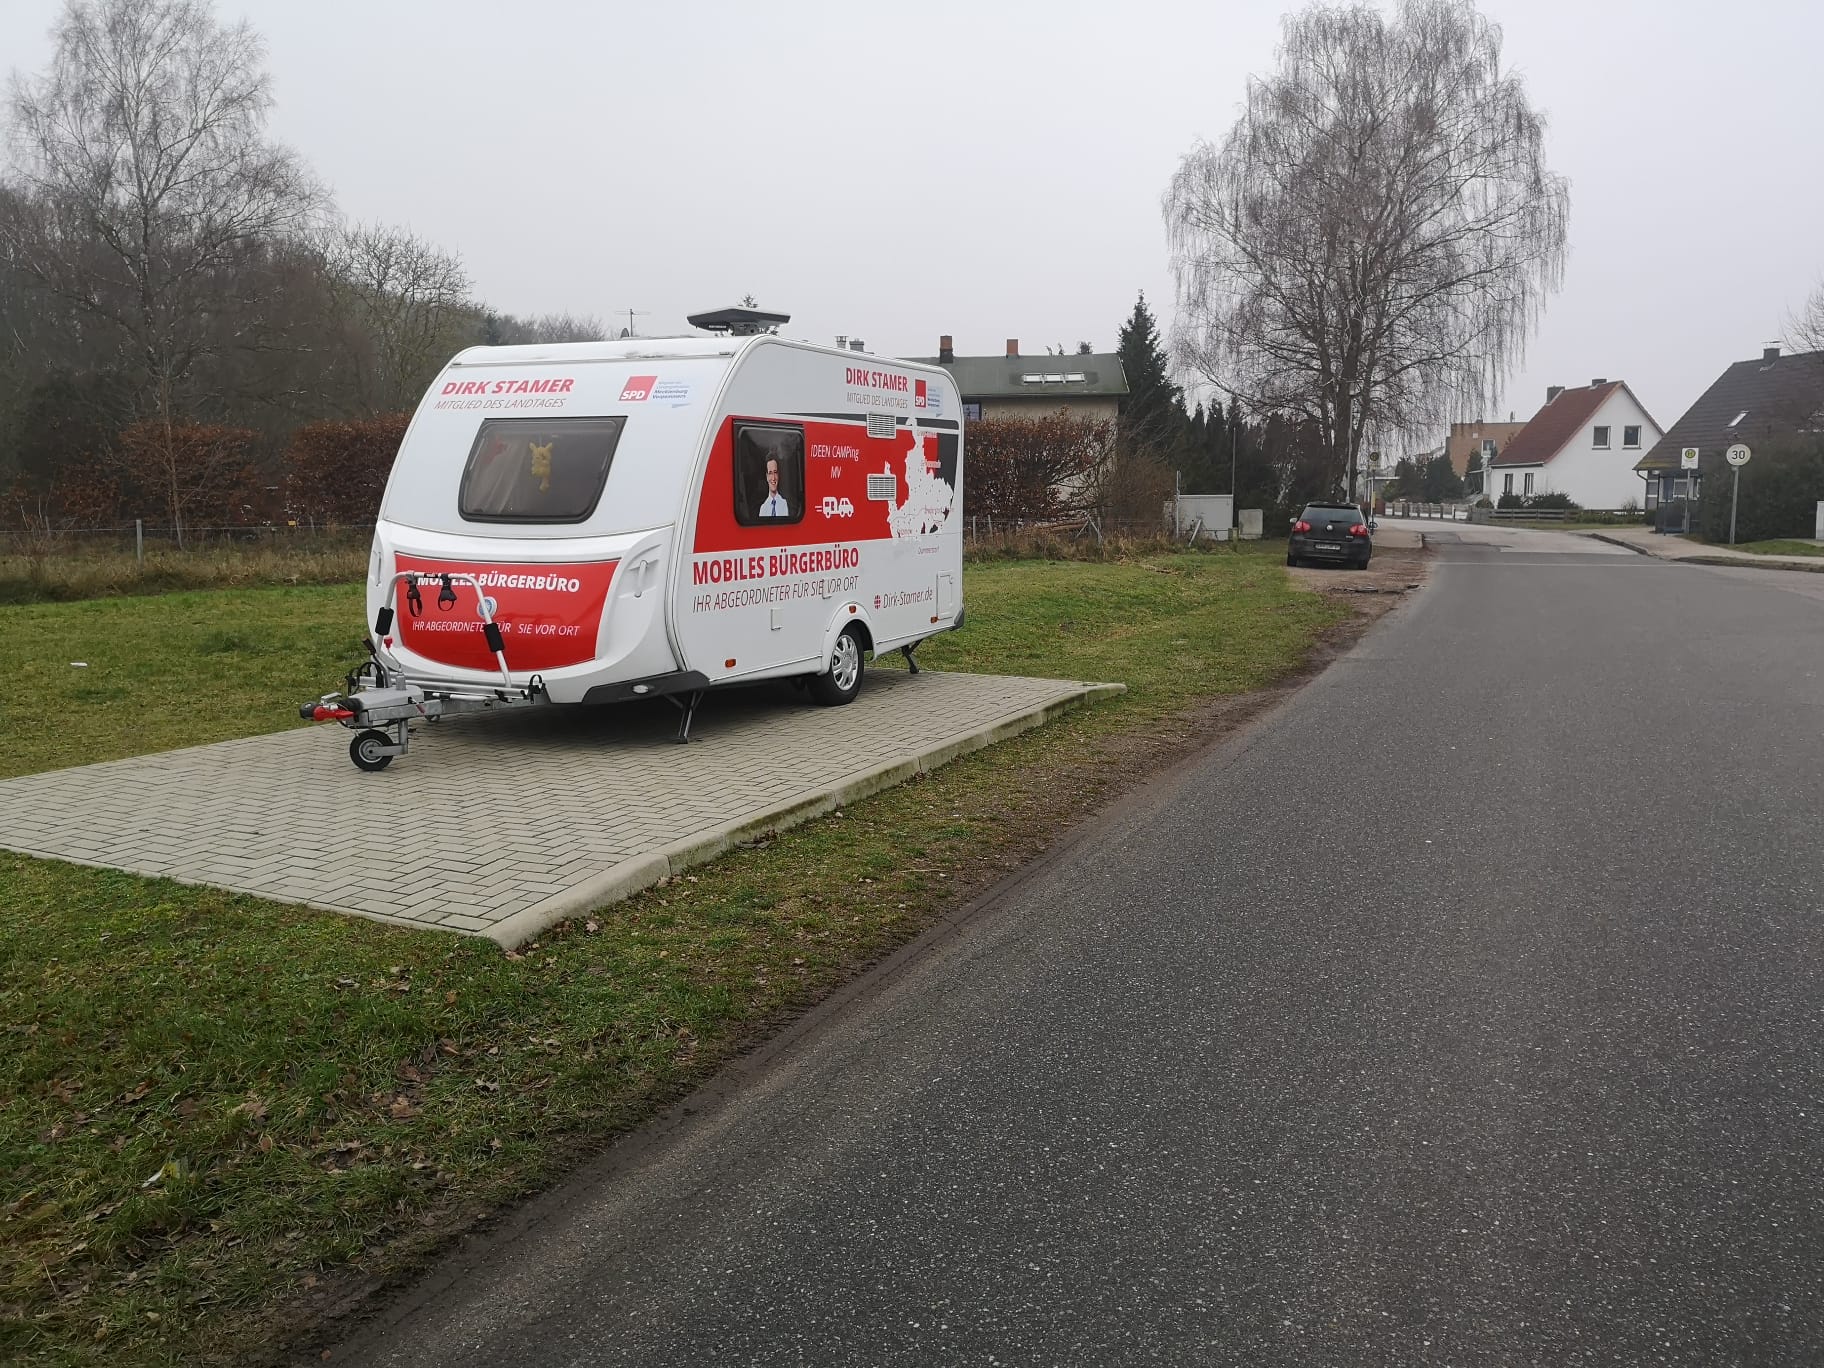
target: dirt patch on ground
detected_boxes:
[1286,544,1428,604]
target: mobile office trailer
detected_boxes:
[303,314,966,769]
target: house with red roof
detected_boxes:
[1490,379,1664,509]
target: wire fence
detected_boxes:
[3,513,1249,601]
[1,522,376,560]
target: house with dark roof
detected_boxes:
[1490,379,1663,508]
[903,337,1128,423]
[1635,346,1824,509]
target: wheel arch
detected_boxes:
[821,603,874,670]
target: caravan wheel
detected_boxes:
[810,625,865,707]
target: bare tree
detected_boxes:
[1787,280,1824,354]
[2,0,322,541]
[1164,0,1569,498]
[320,222,472,413]
[484,310,607,345]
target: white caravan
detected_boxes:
[303,310,966,770]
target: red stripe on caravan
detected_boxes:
[394,556,616,672]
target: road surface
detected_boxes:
[336,525,1824,1367]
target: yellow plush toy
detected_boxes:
[528,439,553,492]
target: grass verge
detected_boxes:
[0,541,370,607]
[0,586,367,780]
[1700,538,1824,558]
[2,546,1369,1365]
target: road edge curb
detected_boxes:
[1587,532,1653,556]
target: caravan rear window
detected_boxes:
[458,417,625,523]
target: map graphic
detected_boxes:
[884,426,955,539]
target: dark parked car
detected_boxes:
[1287,502,1373,568]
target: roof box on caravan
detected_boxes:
[687,306,791,337]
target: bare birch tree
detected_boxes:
[1787,280,1824,354]
[2,0,321,541]
[320,222,473,414]
[1164,0,1569,497]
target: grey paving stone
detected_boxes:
[1,671,1114,943]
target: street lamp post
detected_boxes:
[1229,410,1238,533]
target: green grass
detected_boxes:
[1704,538,1824,557]
[1,586,367,779]
[908,548,1328,697]
[0,546,1348,1365]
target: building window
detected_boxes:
[1624,425,1641,448]
[1523,473,1535,496]
[1673,478,1690,500]
[1593,426,1610,449]
[962,402,982,421]
[1503,473,1514,496]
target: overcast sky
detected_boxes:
[4,0,1822,446]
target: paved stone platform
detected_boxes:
[0,670,1120,946]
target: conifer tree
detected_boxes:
[1115,291,1184,460]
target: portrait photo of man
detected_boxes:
[734,423,804,526]
[758,457,790,517]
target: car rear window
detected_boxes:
[1301,505,1364,524]
[458,416,625,523]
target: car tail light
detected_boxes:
[1292,520,1311,533]
[1349,523,1369,536]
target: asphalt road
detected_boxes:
[337,528,1824,1367]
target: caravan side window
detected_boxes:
[459,417,624,523]
[733,422,805,526]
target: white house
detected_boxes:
[1488,380,1663,509]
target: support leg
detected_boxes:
[666,690,705,744]
[900,644,921,675]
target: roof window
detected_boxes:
[1043,374,1065,383]
[1021,374,1043,384]
[1065,372,1086,383]
[1729,410,1749,427]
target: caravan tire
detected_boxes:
[810,626,866,707]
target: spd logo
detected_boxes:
[914,379,927,409]
[820,496,855,518]
[619,375,657,402]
